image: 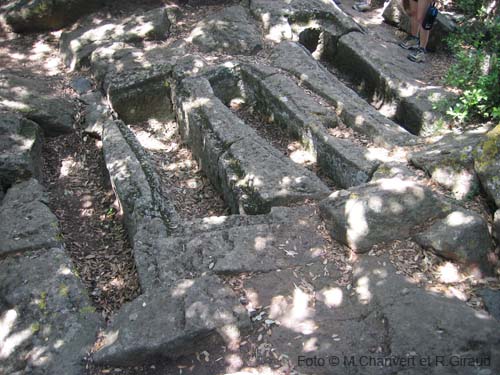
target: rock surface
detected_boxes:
[2,0,103,33]
[240,255,500,374]
[415,210,492,273]
[60,7,170,70]
[0,72,75,136]
[93,275,249,366]
[0,248,101,375]
[474,125,500,208]
[494,209,500,241]
[188,5,262,55]
[479,288,500,322]
[134,207,327,290]
[320,177,448,252]
[410,131,484,200]
[0,179,61,256]
[0,112,42,191]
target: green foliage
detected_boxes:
[444,0,500,124]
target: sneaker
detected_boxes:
[352,1,371,11]
[399,36,419,50]
[408,47,426,63]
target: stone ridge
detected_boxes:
[175,75,331,214]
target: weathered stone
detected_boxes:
[183,0,231,5]
[69,76,92,94]
[410,131,485,200]
[479,288,500,322]
[60,7,170,71]
[269,41,415,148]
[0,179,61,256]
[81,91,111,137]
[474,125,500,208]
[371,162,418,182]
[2,0,103,33]
[0,248,101,374]
[175,76,330,214]
[93,275,249,366]
[320,177,448,252]
[250,0,361,43]
[90,42,181,123]
[383,0,456,52]
[494,209,500,241]
[0,112,42,190]
[134,210,327,290]
[102,120,177,240]
[332,31,449,135]
[188,5,262,55]
[415,210,493,273]
[0,72,76,136]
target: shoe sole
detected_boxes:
[408,55,425,63]
[399,43,418,50]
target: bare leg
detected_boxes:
[409,0,418,37]
[416,0,432,48]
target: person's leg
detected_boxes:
[416,0,431,48]
[409,0,419,37]
[408,0,431,62]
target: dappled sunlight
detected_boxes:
[345,196,369,246]
[270,287,317,335]
[172,279,195,297]
[444,210,475,227]
[437,262,461,283]
[355,275,372,304]
[254,235,273,251]
[0,308,32,360]
[318,287,343,308]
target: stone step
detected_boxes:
[0,179,61,257]
[268,41,415,149]
[0,248,102,374]
[0,112,42,191]
[93,275,249,366]
[134,206,327,291]
[174,76,331,214]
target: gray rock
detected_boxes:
[134,211,327,290]
[93,275,249,366]
[81,91,111,137]
[0,72,75,136]
[2,0,103,33]
[415,210,493,274]
[494,209,500,241]
[90,42,180,123]
[69,76,92,94]
[320,177,448,252]
[0,112,42,190]
[479,289,500,321]
[332,31,450,135]
[184,0,231,4]
[474,125,500,208]
[383,0,456,52]
[269,41,415,148]
[60,7,170,71]
[175,76,330,214]
[410,131,485,200]
[102,120,177,240]
[0,248,101,374]
[0,179,61,256]
[189,6,262,55]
